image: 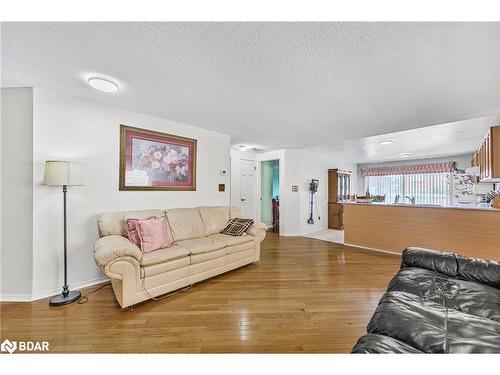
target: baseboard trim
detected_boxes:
[31,276,110,301]
[0,293,33,302]
[1,276,109,303]
[344,242,400,256]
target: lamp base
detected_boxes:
[49,291,81,306]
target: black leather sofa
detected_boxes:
[352,247,500,353]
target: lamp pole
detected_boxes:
[62,184,69,298]
[49,183,81,306]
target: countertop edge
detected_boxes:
[341,201,500,212]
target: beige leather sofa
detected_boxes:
[94,206,267,308]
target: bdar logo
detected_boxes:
[1,339,17,354]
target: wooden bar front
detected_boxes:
[343,203,500,260]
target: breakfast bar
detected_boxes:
[343,202,500,260]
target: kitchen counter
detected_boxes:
[343,202,500,260]
[342,201,500,212]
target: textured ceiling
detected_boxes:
[2,22,500,154]
[307,115,497,163]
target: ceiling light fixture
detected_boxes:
[378,139,395,145]
[238,145,248,151]
[399,152,412,158]
[88,76,119,93]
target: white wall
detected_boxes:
[230,147,356,236]
[1,88,34,300]
[282,149,358,236]
[356,153,473,195]
[2,88,231,301]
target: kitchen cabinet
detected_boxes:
[328,203,344,230]
[328,169,351,230]
[472,125,500,182]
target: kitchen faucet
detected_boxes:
[405,196,416,204]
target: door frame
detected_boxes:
[257,157,283,234]
[229,150,285,233]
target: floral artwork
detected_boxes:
[120,125,196,190]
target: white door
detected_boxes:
[240,159,256,220]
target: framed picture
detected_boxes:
[119,125,197,191]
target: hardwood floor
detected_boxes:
[0,233,401,353]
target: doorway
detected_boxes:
[260,160,279,231]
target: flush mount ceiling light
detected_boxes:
[399,152,412,158]
[378,139,395,145]
[238,145,248,151]
[87,76,119,93]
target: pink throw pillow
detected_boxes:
[126,218,142,247]
[136,216,172,253]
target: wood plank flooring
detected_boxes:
[0,233,401,353]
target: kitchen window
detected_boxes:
[361,162,455,206]
[364,173,451,205]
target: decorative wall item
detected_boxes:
[119,125,197,190]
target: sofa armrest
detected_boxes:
[246,222,267,238]
[94,235,142,267]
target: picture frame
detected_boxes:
[119,124,197,191]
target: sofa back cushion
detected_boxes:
[97,209,165,237]
[166,208,206,242]
[230,206,243,219]
[456,254,500,289]
[199,206,230,235]
[401,247,458,277]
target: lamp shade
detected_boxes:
[43,161,84,186]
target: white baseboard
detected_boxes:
[0,293,33,302]
[344,242,400,256]
[1,276,109,303]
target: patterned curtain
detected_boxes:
[361,161,455,177]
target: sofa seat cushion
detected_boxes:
[141,245,190,266]
[190,248,226,264]
[141,256,190,278]
[207,233,253,247]
[352,333,423,354]
[388,267,500,322]
[367,291,447,353]
[367,291,500,353]
[176,238,225,255]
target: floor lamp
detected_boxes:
[43,161,84,306]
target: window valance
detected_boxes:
[360,161,455,177]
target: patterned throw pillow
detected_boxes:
[221,218,254,236]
